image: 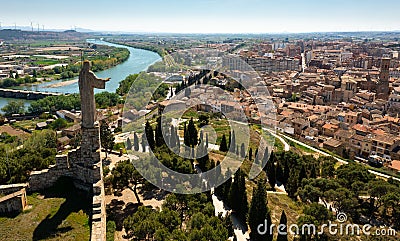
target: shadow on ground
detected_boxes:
[106,199,140,232]
[32,177,91,241]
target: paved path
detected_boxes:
[264,128,290,151]
[280,133,400,182]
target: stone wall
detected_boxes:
[91,179,106,241]
[0,188,27,214]
[0,183,29,195]
[27,124,107,241]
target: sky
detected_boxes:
[1,0,400,33]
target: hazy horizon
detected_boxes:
[1,0,400,34]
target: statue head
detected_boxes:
[82,60,91,71]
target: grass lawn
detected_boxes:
[11,119,45,132]
[0,177,90,241]
[33,59,60,66]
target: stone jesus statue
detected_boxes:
[79,60,110,128]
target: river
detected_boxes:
[0,40,161,110]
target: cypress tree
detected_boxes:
[126,137,132,150]
[223,168,233,202]
[155,116,165,147]
[283,159,290,186]
[298,164,307,186]
[144,120,155,151]
[228,131,231,149]
[141,136,146,152]
[266,210,273,241]
[176,127,180,153]
[133,133,139,151]
[254,148,259,164]
[205,133,209,148]
[219,134,228,152]
[277,210,288,241]
[229,169,248,222]
[214,161,222,195]
[187,117,198,147]
[276,161,284,184]
[249,180,271,241]
[249,147,253,161]
[230,131,236,153]
[183,122,189,147]
[286,169,299,198]
[170,125,177,148]
[199,130,204,144]
[240,143,246,158]
[309,164,317,179]
[266,152,276,190]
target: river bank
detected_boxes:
[0,40,162,110]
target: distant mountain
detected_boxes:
[0,28,91,41]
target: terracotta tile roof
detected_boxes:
[335,129,354,139]
[372,129,386,135]
[352,124,369,133]
[322,123,339,130]
[324,138,342,148]
[390,160,400,172]
[372,135,397,145]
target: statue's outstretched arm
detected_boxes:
[88,71,110,89]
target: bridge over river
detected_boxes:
[0,88,62,100]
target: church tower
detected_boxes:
[377,58,390,100]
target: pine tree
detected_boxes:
[219,134,228,152]
[145,120,155,151]
[277,210,288,241]
[133,133,139,151]
[249,180,271,241]
[126,137,132,150]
